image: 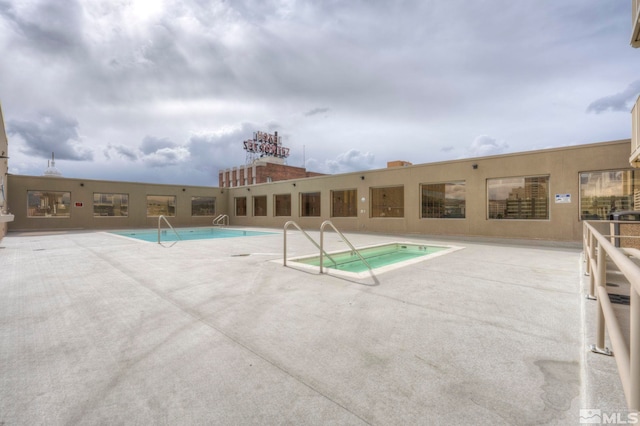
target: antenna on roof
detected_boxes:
[43,152,62,177]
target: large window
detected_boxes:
[371,186,404,218]
[487,176,549,220]
[27,191,71,217]
[301,192,321,217]
[331,189,357,217]
[421,182,466,218]
[235,197,247,216]
[274,194,291,216]
[146,195,176,217]
[94,193,128,217]
[580,170,640,220]
[253,196,267,216]
[192,196,215,216]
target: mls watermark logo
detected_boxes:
[580,409,639,424]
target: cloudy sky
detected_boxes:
[1,0,639,186]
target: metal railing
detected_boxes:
[212,214,229,226]
[283,221,336,268]
[319,220,371,274]
[158,215,181,247]
[583,221,640,410]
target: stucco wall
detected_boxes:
[0,103,10,240]
[7,176,226,231]
[227,140,631,242]
[5,139,632,242]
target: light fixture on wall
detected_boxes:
[472,164,478,169]
[182,188,186,191]
[80,183,84,187]
[361,176,365,180]
[247,187,250,191]
[292,183,296,187]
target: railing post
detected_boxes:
[631,289,640,410]
[593,241,612,355]
[319,227,325,274]
[584,226,595,275]
[584,224,591,274]
[588,230,597,299]
[283,221,290,267]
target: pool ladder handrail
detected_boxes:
[158,215,181,247]
[283,221,337,268]
[212,214,229,227]
[320,220,371,274]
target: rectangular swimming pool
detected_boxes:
[109,227,275,242]
[287,242,461,277]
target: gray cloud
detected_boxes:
[140,136,177,155]
[7,111,93,161]
[0,1,635,185]
[0,0,86,55]
[105,144,139,161]
[587,80,640,114]
[305,108,330,117]
[142,146,190,168]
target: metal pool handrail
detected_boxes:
[583,220,640,410]
[212,214,229,226]
[158,215,181,247]
[320,220,371,274]
[283,221,336,268]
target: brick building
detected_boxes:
[219,157,325,187]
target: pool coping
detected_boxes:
[278,241,465,279]
[103,227,278,243]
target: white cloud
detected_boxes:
[466,135,509,158]
[0,0,636,185]
[307,149,375,174]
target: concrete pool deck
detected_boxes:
[0,228,629,424]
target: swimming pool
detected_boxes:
[109,227,275,242]
[286,242,462,278]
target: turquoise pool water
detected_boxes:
[110,227,275,242]
[294,243,447,273]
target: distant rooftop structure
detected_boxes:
[43,152,62,177]
[387,160,413,168]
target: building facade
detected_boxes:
[0,103,12,240]
[5,139,634,242]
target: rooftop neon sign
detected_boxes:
[243,131,290,159]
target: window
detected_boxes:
[487,176,549,220]
[235,197,247,216]
[274,194,291,216]
[301,192,321,217]
[27,191,71,217]
[421,182,466,218]
[191,196,215,216]
[371,186,404,217]
[93,193,128,217]
[146,195,176,217]
[331,189,357,217]
[253,195,267,216]
[580,170,640,220]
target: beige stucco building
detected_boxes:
[0,103,12,239]
[3,138,634,243]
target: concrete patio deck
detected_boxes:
[0,228,628,425]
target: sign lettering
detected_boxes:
[243,131,290,159]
